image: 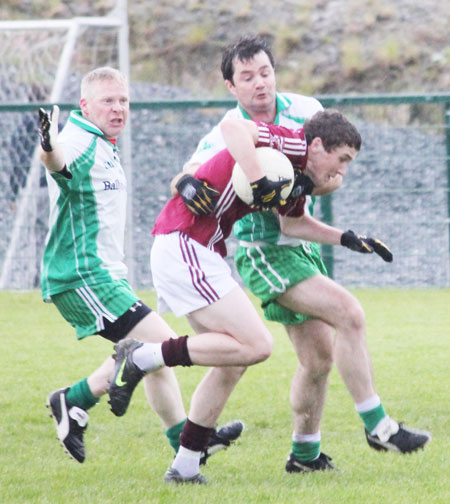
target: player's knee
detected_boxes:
[314,352,334,377]
[251,334,273,363]
[301,353,333,382]
[342,297,366,332]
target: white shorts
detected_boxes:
[150,232,238,317]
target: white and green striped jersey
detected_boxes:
[187,92,323,246]
[41,110,128,300]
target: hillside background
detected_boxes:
[2,0,449,97]
[1,0,449,290]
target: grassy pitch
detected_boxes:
[1,289,449,504]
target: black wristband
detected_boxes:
[58,165,72,180]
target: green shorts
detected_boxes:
[51,279,140,339]
[234,242,328,326]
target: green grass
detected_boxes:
[1,289,449,503]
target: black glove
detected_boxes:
[38,105,59,152]
[176,174,219,216]
[341,230,393,262]
[250,175,292,209]
[290,171,315,199]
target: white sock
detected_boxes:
[171,446,201,478]
[132,342,165,372]
[355,394,381,413]
[292,431,321,443]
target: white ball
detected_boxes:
[232,147,294,205]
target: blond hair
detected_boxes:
[80,67,128,99]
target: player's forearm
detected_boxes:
[39,145,66,174]
[220,119,263,182]
[279,214,342,245]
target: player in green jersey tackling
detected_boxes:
[178,35,431,472]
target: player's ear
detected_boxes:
[309,137,324,153]
[80,98,88,116]
[225,80,237,97]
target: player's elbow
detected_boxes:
[220,118,258,142]
[220,118,236,137]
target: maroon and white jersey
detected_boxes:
[152,122,308,257]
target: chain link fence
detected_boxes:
[1,94,449,289]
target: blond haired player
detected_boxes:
[39,66,242,464]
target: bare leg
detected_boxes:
[168,288,267,479]
[125,311,187,427]
[143,368,186,429]
[188,366,246,426]
[84,311,186,426]
[186,312,247,427]
[278,274,375,403]
[286,319,334,434]
[186,286,272,427]
[87,356,115,396]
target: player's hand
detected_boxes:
[250,175,292,209]
[38,105,60,152]
[176,174,219,216]
[341,230,393,262]
[290,171,315,199]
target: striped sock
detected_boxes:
[356,395,387,433]
[291,432,321,462]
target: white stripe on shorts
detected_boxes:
[179,233,220,304]
[76,285,118,332]
[151,232,238,317]
[246,246,290,294]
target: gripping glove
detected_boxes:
[176,174,219,216]
[290,171,315,199]
[250,175,292,209]
[341,230,393,262]
[38,105,59,152]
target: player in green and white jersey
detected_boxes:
[180,35,430,471]
[39,66,243,466]
[41,107,128,302]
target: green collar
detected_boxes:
[238,93,292,125]
[69,110,105,137]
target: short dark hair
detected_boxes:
[221,34,275,83]
[303,109,362,152]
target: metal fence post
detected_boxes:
[446,105,450,279]
[320,194,334,279]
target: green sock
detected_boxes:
[166,418,187,453]
[291,441,321,462]
[66,378,99,410]
[359,403,386,433]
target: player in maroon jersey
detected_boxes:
[152,121,308,257]
[109,110,393,484]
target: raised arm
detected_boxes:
[38,105,71,179]
[172,118,260,195]
[220,118,291,208]
[220,118,262,182]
